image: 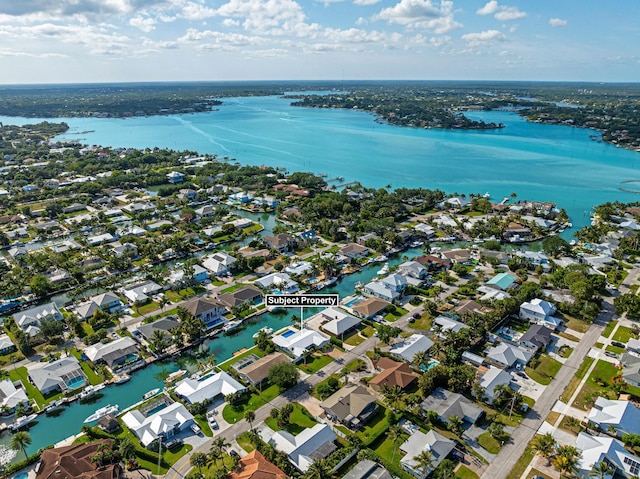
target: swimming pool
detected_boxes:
[281,329,296,338]
[344,296,363,308]
[421,360,440,372]
[13,472,28,479]
[66,376,86,389]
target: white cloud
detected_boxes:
[549,17,567,27]
[130,16,156,32]
[354,0,381,5]
[222,18,240,27]
[213,0,306,33]
[374,0,462,34]
[461,29,504,47]
[476,1,525,21]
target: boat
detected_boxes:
[113,374,131,385]
[222,320,242,332]
[409,241,424,248]
[44,399,66,414]
[10,414,38,431]
[252,327,273,339]
[373,255,388,262]
[142,388,161,400]
[84,404,119,423]
[78,384,106,400]
[483,192,491,199]
[165,370,187,384]
[376,263,389,276]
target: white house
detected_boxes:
[13,302,63,337]
[519,298,560,329]
[268,423,337,472]
[272,328,330,360]
[400,430,455,478]
[486,343,533,369]
[476,366,512,405]
[432,316,468,338]
[122,280,163,304]
[84,336,139,368]
[202,252,236,276]
[390,334,434,363]
[576,432,640,479]
[587,397,640,437]
[29,357,86,395]
[317,307,361,338]
[174,371,246,404]
[122,401,194,448]
[0,379,29,413]
[254,273,299,294]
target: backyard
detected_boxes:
[265,403,317,435]
[222,383,280,423]
[525,355,562,385]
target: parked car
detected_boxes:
[191,423,202,435]
[611,341,626,349]
[165,438,183,450]
[207,411,219,430]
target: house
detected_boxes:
[317,307,361,338]
[137,317,181,341]
[13,302,63,336]
[576,432,640,479]
[478,286,511,301]
[369,357,419,392]
[218,286,263,309]
[519,298,561,329]
[195,205,217,217]
[400,430,455,478]
[0,379,29,413]
[587,397,640,437]
[338,243,370,261]
[233,353,291,387]
[390,334,434,363]
[627,338,640,354]
[272,328,330,360]
[167,171,185,184]
[0,334,16,355]
[397,261,429,280]
[178,188,197,200]
[229,450,288,479]
[420,387,484,426]
[268,423,337,472]
[320,384,378,429]
[168,264,209,285]
[29,356,86,395]
[36,440,121,479]
[174,371,246,404]
[264,234,297,253]
[283,261,312,276]
[344,460,391,479]
[486,343,533,369]
[122,280,162,304]
[623,363,640,388]
[122,400,194,448]
[202,252,237,276]
[75,292,123,319]
[147,220,173,231]
[441,249,471,263]
[87,232,115,246]
[475,366,512,404]
[432,316,468,338]
[486,272,518,291]
[415,255,451,271]
[453,299,493,316]
[363,281,401,303]
[351,297,391,320]
[84,337,139,369]
[254,273,299,294]
[518,324,553,352]
[182,297,227,330]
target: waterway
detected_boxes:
[1,94,639,230]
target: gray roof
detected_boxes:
[13,302,63,329]
[343,460,392,479]
[420,387,484,424]
[400,430,455,475]
[519,324,553,349]
[29,356,85,393]
[137,317,181,339]
[320,384,377,423]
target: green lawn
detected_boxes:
[560,314,591,334]
[558,345,573,359]
[220,283,251,294]
[572,359,618,409]
[525,355,562,385]
[311,374,341,400]
[265,403,317,435]
[164,290,182,303]
[222,384,280,423]
[355,406,390,444]
[606,345,625,355]
[560,356,595,403]
[612,325,635,343]
[193,414,214,437]
[217,346,265,372]
[603,320,617,339]
[408,314,432,331]
[384,306,409,322]
[344,328,368,346]
[455,465,479,479]
[506,447,534,479]
[477,432,502,454]
[9,366,50,408]
[373,433,409,466]
[506,317,531,333]
[236,432,256,453]
[71,350,102,385]
[299,353,334,373]
[136,301,160,315]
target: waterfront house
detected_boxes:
[369,357,418,392]
[0,378,29,414]
[8,245,27,260]
[576,432,640,479]
[217,285,263,309]
[363,281,401,303]
[87,232,115,246]
[453,299,493,316]
[400,430,455,478]
[36,440,121,479]
[29,356,86,395]
[486,272,518,291]
[13,302,63,337]
[284,261,313,277]
[587,397,640,438]
[174,371,246,404]
[202,252,237,276]
[233,353,291,387]
[168,264,209,285]
[420,387,484,427]
[137,317,181,341]
[195,205,216,217]
[229,450,288,479]
[167,171,185,184]
[84,337,139,369]
[254,272,299,294]
[397,261,429,281]
[268,423,337,473]
[343,460,391,479]
[415,254,451,271]
[75,292,123,320]
[272,328,330,360]
[518,324,553,352]
[485,342,533,369]
[320,384,378,430]
[389,334,433,363]
[338,243,370,261]
[122,280,163,304]
[181,297,227,330]
[317,307,361,338]
[264,233,297,253]
[441,249,471,263]
[351,297,390,320]
[122,401,194,448]
[0,334,16,355]
[475,366,512,405]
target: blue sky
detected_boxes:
[0,0,638,84]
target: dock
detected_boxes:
[335,180,357,188]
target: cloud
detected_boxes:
[461,29,504,47]
[374,0,462,33]
[129,16,156,32]
[354,0,381,5]
[0,0,167,22]
[476,1,525,21]
[222,18,240,27]
[213,0,306,33]
[0,47,66,58]
[549,17,567,27]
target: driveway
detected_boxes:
[510,371,546,401]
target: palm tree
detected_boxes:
[448,415,463,436]
[589,461,614,479]
[245,410,256,431]
[388,424,403,463]
[412,350,429,369]
[150,330,170,355]
[382,384,404,410]
[413,450,434,479]
[209,437,230,466]
[119,437,135,462]
[553,445,580,478]
[190,451,209,474]
[159,296,170,313]
[304,459,333,479]
[10,431,32,459]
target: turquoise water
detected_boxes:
[280,329,296,338]
[2,94,639,229]
[421,359,440,372]
[65,376,86,389]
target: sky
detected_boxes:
[0,0,638,84]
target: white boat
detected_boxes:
[165,370,187,384]
[142,388,161,400]
[11,413,38,431]
[113,374,131,385]
[374,255,388,262]
[78,384,106,400]
[222,320,242,332]
[44,399,65,414]
[84,404,119,423]
[252,327,273,339]
[483,192,491,199]
[376,263,389,276]
[409,241,424,248]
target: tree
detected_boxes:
[589,461,614,479]
[448,415,463,436]
[150,330,170,355]
[209,437,230,466]
[190,452,209,474]
[304,459,333,479]
[553,445,580,477]
[39,317,65,338]
[30,274,52,297]
[413,450,434,479]
[118,437,135,461]
[245,410,256,431]
[10,431,32,459]
[388,424,403,463]
[268,362,300,390]
[381,384,404,410]
[531,433,556,465]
